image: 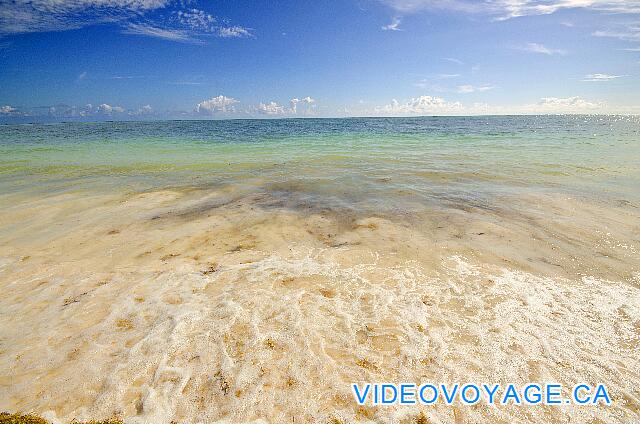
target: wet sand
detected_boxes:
[1,183,639,423]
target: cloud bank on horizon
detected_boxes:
[0,0,638,120]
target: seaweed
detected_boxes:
[263,338,276,349]
[355,358,378,371]
[0,413,48,424]
[201,263,218,275]
[0,414,124,424]
[115,318,134,330]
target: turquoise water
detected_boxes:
[1,116,639,209]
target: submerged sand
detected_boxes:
[0,183,639,423]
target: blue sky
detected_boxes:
[1,0,639,121]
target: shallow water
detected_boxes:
[0,116,639,423]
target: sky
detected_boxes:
[0,0,639,121]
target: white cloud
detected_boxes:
[523,96,605,112]
[256,101,286,115]
[415,78,493,93]
[444,57,464,65]
[253,97,316,116]
[582,73,626,81]
[49,103,129,117]
[382,17,402,31]
[0,0,252,44]
[134,104,153,115]
[456,84,495,93]
[218,26,252,38]
[379,1,640,20]
[289,96,315,114]
[176,8,215,32]
[0,0,171,35]
[496,1,640,19]
[370,94,606,116]
[380,0,478,14]
[0,102,161,120]
[518,43,566,55]
[96,103,125,114]
[123,23,199,43]
[0,105,17,114]
[593,27,640,42]
[196,95,239,114]
[375,95,464,115]
[78,104,91,117]
[109,75,146,80]
[193,96,316,118]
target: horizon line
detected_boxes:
[2,113,639,126]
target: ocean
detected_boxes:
[1,116,639,422]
